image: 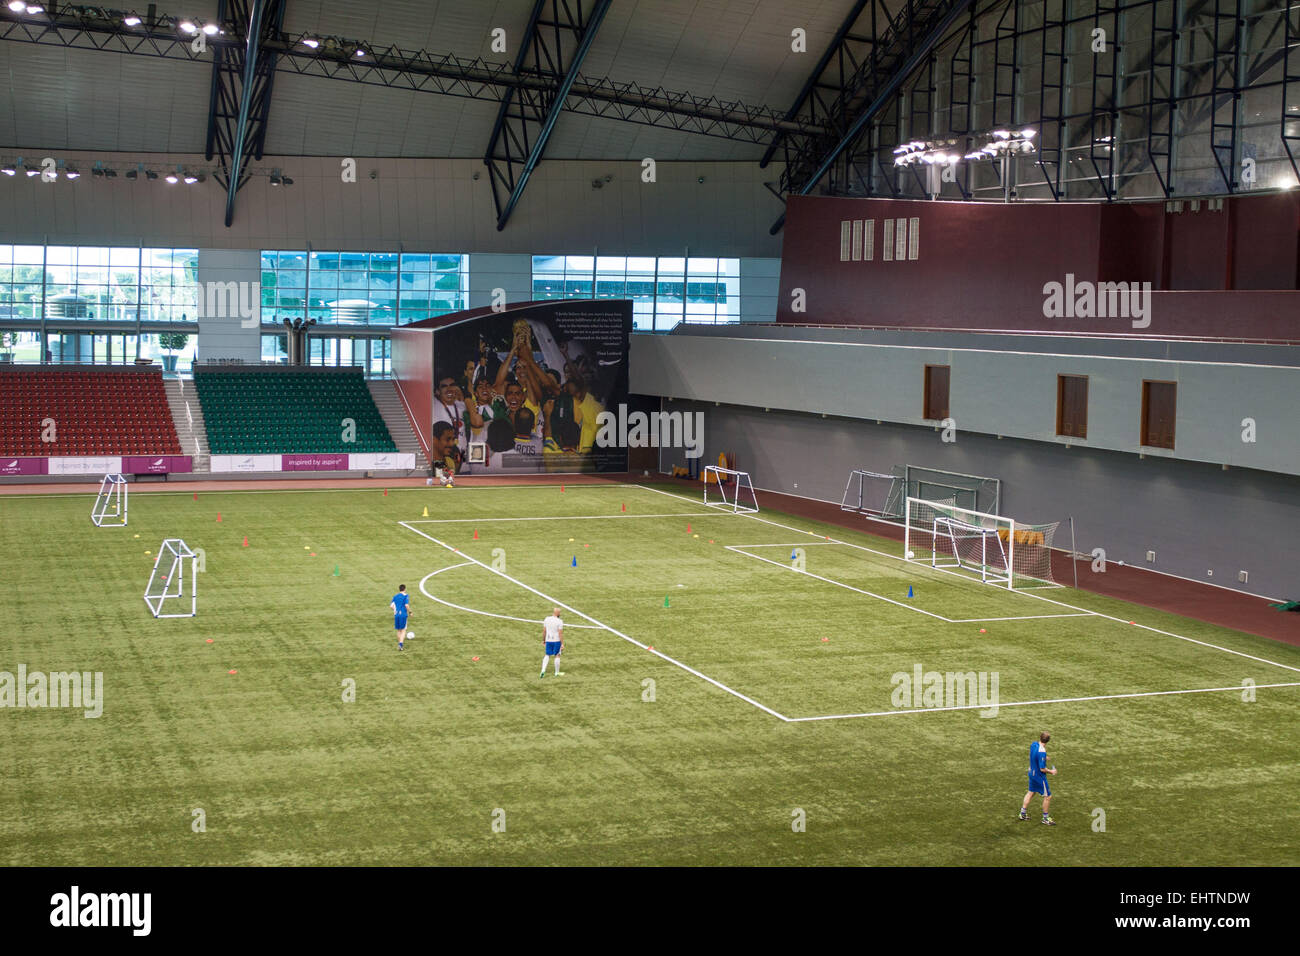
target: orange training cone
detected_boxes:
[193,492,198,501]
[621,502,626,512]
[383,488,388,496]
[473,529,479,540]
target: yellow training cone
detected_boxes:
[422,506,429,517]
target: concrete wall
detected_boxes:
[631,332,1300,477]
[654,399,1300,601]
[194,249,262,363]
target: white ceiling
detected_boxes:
[0,0,880,160]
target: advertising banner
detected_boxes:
[282,453,349,472]
[48,456,123,476]
[0,458,48,476]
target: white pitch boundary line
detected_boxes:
[418,562,604,629]
[407,512,716,524]
[784,681,1300,722]
[400,520,790,721]
[947,613,1094,623]
[635,483,1300,677]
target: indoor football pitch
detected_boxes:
[2,481,1298,865]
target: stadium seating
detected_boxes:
[0,368,182,457]
[194,368,397,455]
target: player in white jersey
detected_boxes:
[539,607,564,678]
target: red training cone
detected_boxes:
[473,529,479,540]
[242,535,249,547]
[561,484,565,492]
[193,492,198,501]
[621,502,626,512]
[216,512,222,522]
[383,488,388,496]
[686,523,692,533]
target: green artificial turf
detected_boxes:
[1,481,1297,865]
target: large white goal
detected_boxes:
[145,538,198,618]
[704,465,758,513]
[91,473,128,527]
[904,497,1059,589]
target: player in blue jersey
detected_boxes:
[1019,731,1058,824]
[391,584,411,651]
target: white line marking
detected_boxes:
[408,512,715,524]
[725,545,953,621]
[785,682,1300,722]
[401,521,789,721]
[418,562,603,629]
[948,614,1095,623]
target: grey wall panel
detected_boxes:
[658,399,1300,601]
[631,334,1300,476]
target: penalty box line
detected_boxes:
[399,521,791,722]
[635,485,1300,678]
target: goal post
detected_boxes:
[904,496,1059,589]
[144,538,198,618]
[840,469,905,520]
[703,465,758,513]
[91,473,128,527]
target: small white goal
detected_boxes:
[91,473,128,527]
[145,538,198,618]
[703,465,758,513]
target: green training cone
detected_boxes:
[663,596,670,608]
[333,565,341,577]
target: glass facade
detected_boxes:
[260,251,469,326]
[0,244,199,324]
[0,244,201,372]
[532,255,740,331]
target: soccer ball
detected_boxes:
[405,631,414,640]
[906,550,915,559]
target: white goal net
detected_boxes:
[91,473,128,527]
[145,538,198,618]
[904,497,1059,589]
[704,465,758,513]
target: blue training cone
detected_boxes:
[571,556,577,567]
[907,585,914,598]
[790,550,798,561]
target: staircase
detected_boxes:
[368,379,429,472]
[164,378,210,473]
